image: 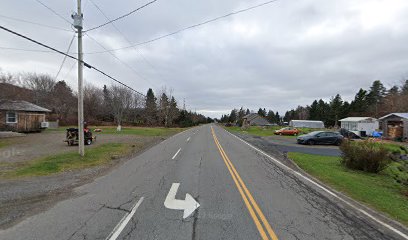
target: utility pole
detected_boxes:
[72,0,85,156]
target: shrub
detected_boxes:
[340,140,391,173]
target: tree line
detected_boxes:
[219,79,408,127]
[0,71,211,127]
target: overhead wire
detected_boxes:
[84,0,158,32]
[88,0,163,84]
[0,14,72,32]
[34,0,72,25]
[0,24,145,97]
[0,46,55,53]
[55,33,76,80]
[84,32,154,87]
[85,0,280,54]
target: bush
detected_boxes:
[340,140,391,173]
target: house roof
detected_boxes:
[0,100,51,112]
[379,113,408,120]
[243,113,261,121]
[339,117,377,122]
[243,113,270,125]
[290,120,324,123]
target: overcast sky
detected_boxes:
[1,0,408,118]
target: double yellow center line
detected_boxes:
[211,127,278,240]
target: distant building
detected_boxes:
[289,120,324,129]
[339,117,379,136]
[0,100,51,132]
[242,113,270,126]
[379,113,408,140]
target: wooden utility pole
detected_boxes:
[73,0,85,156]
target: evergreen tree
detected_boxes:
[367,80,386,117]
[144,88,157,125]
[275,111,280,124]
[245,109,250,115]
[309,100,319,120]
[266,110,275,123]
[257,108,266,117]
[350,88,368,116]
[229,109,238,123]
[328,94,343,127]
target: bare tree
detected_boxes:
[84,84,103,121]
[23,73,56,106]
[110,84,134,130]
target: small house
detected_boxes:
[289,120,324,129]
[379,113,408,140]
[339,117,379,136]
[242,113,270,126]
[0,100,51,132]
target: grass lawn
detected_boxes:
[47,126,184,137]
[288,152,408,226]
[4,143,134,178]
[0,139,13,149]
[226,126,322,137]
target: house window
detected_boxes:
[6,112,17,123]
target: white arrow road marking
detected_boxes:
[172,148,181,159]
[106,197,144,240]
[164,183,200,219]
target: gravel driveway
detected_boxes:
[0,131,168,229]
[0,131,157,164]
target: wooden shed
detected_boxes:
[0,100,51,132]
[379,113,408,140]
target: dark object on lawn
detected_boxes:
[296,131,344,145]
[64,128,95,146]
[339,128,362,140]
[94,128,102,132]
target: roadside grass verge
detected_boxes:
[4,143,134,178]
[288,152,408,226]
[46,126,184,137]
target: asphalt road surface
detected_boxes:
[1,124,407,240]
[234,133,342,157]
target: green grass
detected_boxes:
[226,126,323,137]
[0,139,13,149]
[382,143,408,155]
[6,143,133,178]
[288,152,408,226]
[47,126,184,136]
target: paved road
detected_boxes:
[0,124,407,240]
[234,132,342,157]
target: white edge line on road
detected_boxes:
[172,148,181,160]
[223,128,408,240]
[106,197,144,240]
[186,137,191,142]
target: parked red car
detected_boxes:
[274,127,300,136]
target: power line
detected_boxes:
[34,0,72,25]
[0,24,145,97]
[0,14,72,32]
[55,33,76,80]
[85,0,158,32]
[0,46,55,53]
[85,0,280,54]
[84,32,154,87]
[88,0,164,83]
